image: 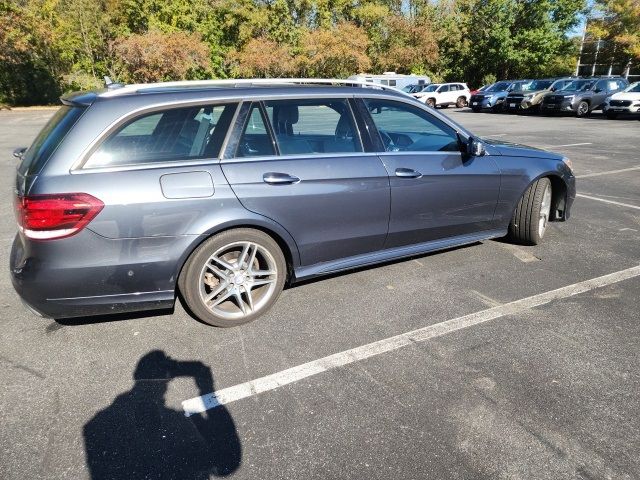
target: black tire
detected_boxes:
[456,96,468,108]
[492,102,504,113]
[440,104,449,109]
[507,178,552,246]
[471,107,481,113]
[179,228,286,327]
[426,98,436,108]
[576,101,590,117]
[605,111,618,119]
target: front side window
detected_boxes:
[85,103,237,168]
[438,85,450,93]
[265,99,362,155]
[364,99,460,153]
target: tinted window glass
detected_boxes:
[438,85,450,92]
[19,106,85,175]
[236,104,276,158]
[85,103,236,168]
[364,99,459,153]
[265,99,362,155]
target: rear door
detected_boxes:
[220,98,390,267]
[358,97,501,248]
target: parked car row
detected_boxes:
[469,76,639,118]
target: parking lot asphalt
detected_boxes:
[0,108,638,479]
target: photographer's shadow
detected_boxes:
[83,350,241,479]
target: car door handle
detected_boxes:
[395,168,422,178]
[263,172,300,185]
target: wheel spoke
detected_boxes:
[210,289,233,307]
[206,263,229,280]
[210,255,234,271]
[204,283,228,303]
[243,285,254,312]
[250,278,276,288]
[250,268,276,276]
[234,289,247,314]
[237,243,251,268]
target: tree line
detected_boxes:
[1,0,638,106]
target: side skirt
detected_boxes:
[293,229,507,281]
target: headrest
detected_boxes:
[277,105,299,124]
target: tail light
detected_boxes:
[14,193,104,240]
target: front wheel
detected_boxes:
[576,101,590,117]
[492,102,504,113]
[180,229,286,327]
[426,98,436,108]
[456,96,468,108]
[507,178,552,245]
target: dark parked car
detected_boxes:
[469,80,532,112]
[504,78,575,113]
[541,77,629,116]
[10,79,575,326]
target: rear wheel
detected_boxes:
[456,96,468,108]
[508,178,552,245]
[180,228,286,327]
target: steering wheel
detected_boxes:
[379,130,394,150]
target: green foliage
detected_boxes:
[0,0,594,105]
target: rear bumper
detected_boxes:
[10,229,197,319]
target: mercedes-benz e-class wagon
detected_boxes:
[11,79,575,327]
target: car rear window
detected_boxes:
[84,103,237,168]
[18,106,85,176]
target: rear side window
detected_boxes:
[364,99,459,153]
[236,104,276,158]
[84,103,237,168]
[19,106,85,176]
[264,99,362,155]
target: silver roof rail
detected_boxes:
[100,78,413,98]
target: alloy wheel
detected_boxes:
[538,184,552,238]
[199,241,278,321]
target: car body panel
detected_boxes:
[10,82,576,319]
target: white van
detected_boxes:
[348,72,431,91]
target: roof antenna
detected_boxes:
[104,76,125,90]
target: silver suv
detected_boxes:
[10,79,575,327]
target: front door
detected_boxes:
[221,99,390,267]
[359,98,501,248]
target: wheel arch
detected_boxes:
[175,218,300,294]
[508,172,569,225]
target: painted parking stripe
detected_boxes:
[576,166,640,178]
[551,142,593,148]
[182,265,640,416]
[576,193,640,210]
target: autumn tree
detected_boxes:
[228,37,296,77]
[298,23,371,78]
[112,31,210,82]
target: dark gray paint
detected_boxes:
[10,84,575,319]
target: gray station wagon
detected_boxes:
[10,79,575,327]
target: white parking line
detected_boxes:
[576,193,640,210]
[182,265,640,416]
[576,166,640,178]
[483,133,507,137]
[551,142,593,148]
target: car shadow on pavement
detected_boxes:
[83,350,241,479]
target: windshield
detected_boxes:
[485,82,511,92]
[423,84,440,92]
[525,80,553,91]
[625,82,640,93]
[561,80,595,92]
[18,106,85,176]
[403,84,426,93]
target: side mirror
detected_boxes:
[550,86,556,92]
[13,147,27,159]
[468,137,486,156]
